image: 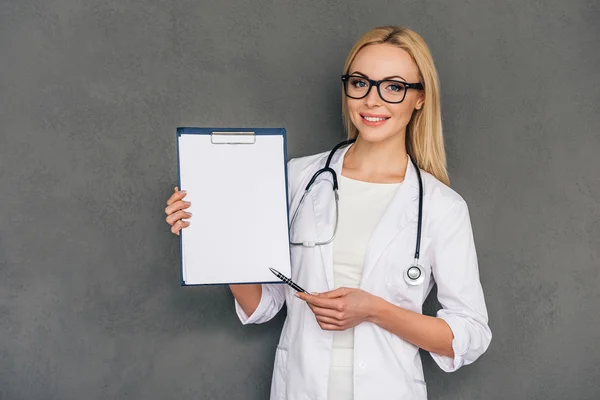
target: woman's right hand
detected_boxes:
[165,186,262,315]
[165,187,192,235]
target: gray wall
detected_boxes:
[1,0,599,399]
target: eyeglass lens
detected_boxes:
[345,76,406,102]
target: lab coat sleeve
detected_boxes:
[429,200,492,372]
[235,283,286,325]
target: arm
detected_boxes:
[298,200,491,370]
[427,200,492,371]
[368,199,491,362]
[229,284,262,317]
[298,288,455,357]
[232,283,286,325]
[165,189,284,324]
[369,297,455,357]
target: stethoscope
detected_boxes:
[289,139,426,286]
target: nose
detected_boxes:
[364,84,383,107]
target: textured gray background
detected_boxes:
[1,0,599,399]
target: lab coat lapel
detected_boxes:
[310,144,352,291]
[360,156,420,286]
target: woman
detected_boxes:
[165,26,491,400]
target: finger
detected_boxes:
[302,294,342,310]
[170,220,190,235]
[166,210,192,226]
[165,200,191,216]
[317,322,343,331]
[316,315,345,327]
[296,292,309,301]
[166,189,187,206]
[318,287,351,299]
[297,292,326,303]
[170,219,190,235]
[307,303,343,320]
[166,190,187,207]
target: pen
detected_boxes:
[269,267,309,294]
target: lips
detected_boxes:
[360,113,390,126]
[362,115,388,122]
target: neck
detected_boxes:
[342,132,408,183]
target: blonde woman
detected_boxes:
[165,26,491,400]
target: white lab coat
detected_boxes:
[235,145,492,400]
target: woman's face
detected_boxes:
[346,43,425,144]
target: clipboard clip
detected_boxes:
[210,131,256,144]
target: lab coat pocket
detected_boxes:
[271,346,289,400]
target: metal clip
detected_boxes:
[210,131,256,144]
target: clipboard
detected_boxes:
[176,127,291,286]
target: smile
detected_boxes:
[360,114,390,125]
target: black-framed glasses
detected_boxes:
[341,74,424,104]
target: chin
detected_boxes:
[357,127,397,143]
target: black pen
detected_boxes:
[269,267,309,294]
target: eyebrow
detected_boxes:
[349,70,407,81]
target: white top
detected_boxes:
[328,175,401,400]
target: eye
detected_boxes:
[383,81,406,93]
[349,77,368,89]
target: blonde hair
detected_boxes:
[342,26,450,186]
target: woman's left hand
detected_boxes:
[297,288,379,331]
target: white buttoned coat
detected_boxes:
[235,145,492,400]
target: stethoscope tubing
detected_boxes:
[289,138,425,285]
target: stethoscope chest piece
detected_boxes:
[404,262,425,286]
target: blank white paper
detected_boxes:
[178,133,291,285]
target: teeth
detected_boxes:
[363,116,387,122]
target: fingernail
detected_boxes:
[184,201,191,205]
[180,190,187,194]
[295,293,300,298]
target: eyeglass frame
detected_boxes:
[341,74,424,104]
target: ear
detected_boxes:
[415,91,425,110]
